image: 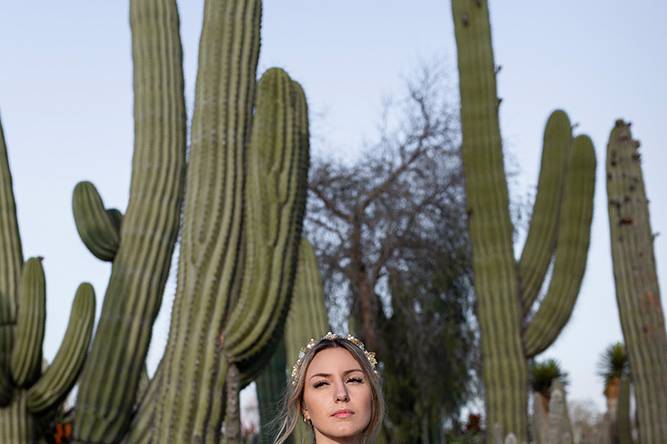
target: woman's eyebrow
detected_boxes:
[309,368,363,379]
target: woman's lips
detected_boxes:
[332,409,354,418]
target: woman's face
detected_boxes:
[302,347,373,444]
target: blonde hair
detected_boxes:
[272,336,385,444]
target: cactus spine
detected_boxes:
[451,1,596,440]
[606,119,667,443]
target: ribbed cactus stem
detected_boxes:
[546,380,573,444]
[518,111,572,311]
[617,375,633,444]
[256,340,290,444]
[452,1,527,438]
[0,392,37,443]
[72,181,121,261]
[0,119,23,406]
[257,238,328,443]
[286,239,329,444]
[523,135,595,357]
[152,1,261,441]
[223,70,309,362]
[285,238,330,365]
[224,69,309,444]
[10,258,46,388]
[27,283,95,414]
[74,0,186,441]
[606,119,667,443]
[452,2,595,439]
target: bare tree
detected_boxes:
[307,63,467,353]
[306,63,478,441]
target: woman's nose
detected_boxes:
[334,380,350,402]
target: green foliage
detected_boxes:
[530,359,569,397]
[597,342,629,387]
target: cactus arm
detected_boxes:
[607,120,667,443]
[26,283,95,414]
[523,135,596,357]
[223,72,309,362]
[0,119,23,405]
[452,0,527,439]
[72,181,121,261]
[10,258,46,388]
[518,110,573,312]
[152,1,261,441]
[74,0,187,441]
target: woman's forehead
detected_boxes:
[306,347,362,375]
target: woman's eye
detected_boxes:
[346,377,364,384]
[313,381,328,388]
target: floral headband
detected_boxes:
[290,331,378,385]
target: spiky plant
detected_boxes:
[451,1,596,440]
[530,359,569,398]
[597,342,629,391]
[256,238,329,444]
[0,124,96,443]
[607,119,667,443]
[71,1,310,443]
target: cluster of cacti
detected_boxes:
[256,238,330,444]
[0,124,96,442]
[451,1,596,440]
[69,0,309,442]
[0,1,307,441]
[606,119,667,443]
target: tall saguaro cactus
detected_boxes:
[72,1,309,443]
[73,0,187,441]
[451,1,596,440]
[606,120,667,443]
[0,123,96,443]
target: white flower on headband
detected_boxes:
[290,332,378,385]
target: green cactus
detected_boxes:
[606,119,667,443]
[617,374,633,444]
[70,1,309,443]
[255,238,329,444]
[284,238,330,367]
[256,340,290,444]
[0,118,97,442]
[73,0,187,441]
[451,1,596,440]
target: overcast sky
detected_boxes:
[0,1,665,415]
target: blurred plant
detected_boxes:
[531,359,570,398]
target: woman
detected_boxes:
[273,332,385,444]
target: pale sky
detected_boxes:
[0,1,665,415]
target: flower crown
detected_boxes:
[290,331,378,385]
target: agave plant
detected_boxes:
[530,359,569,398]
